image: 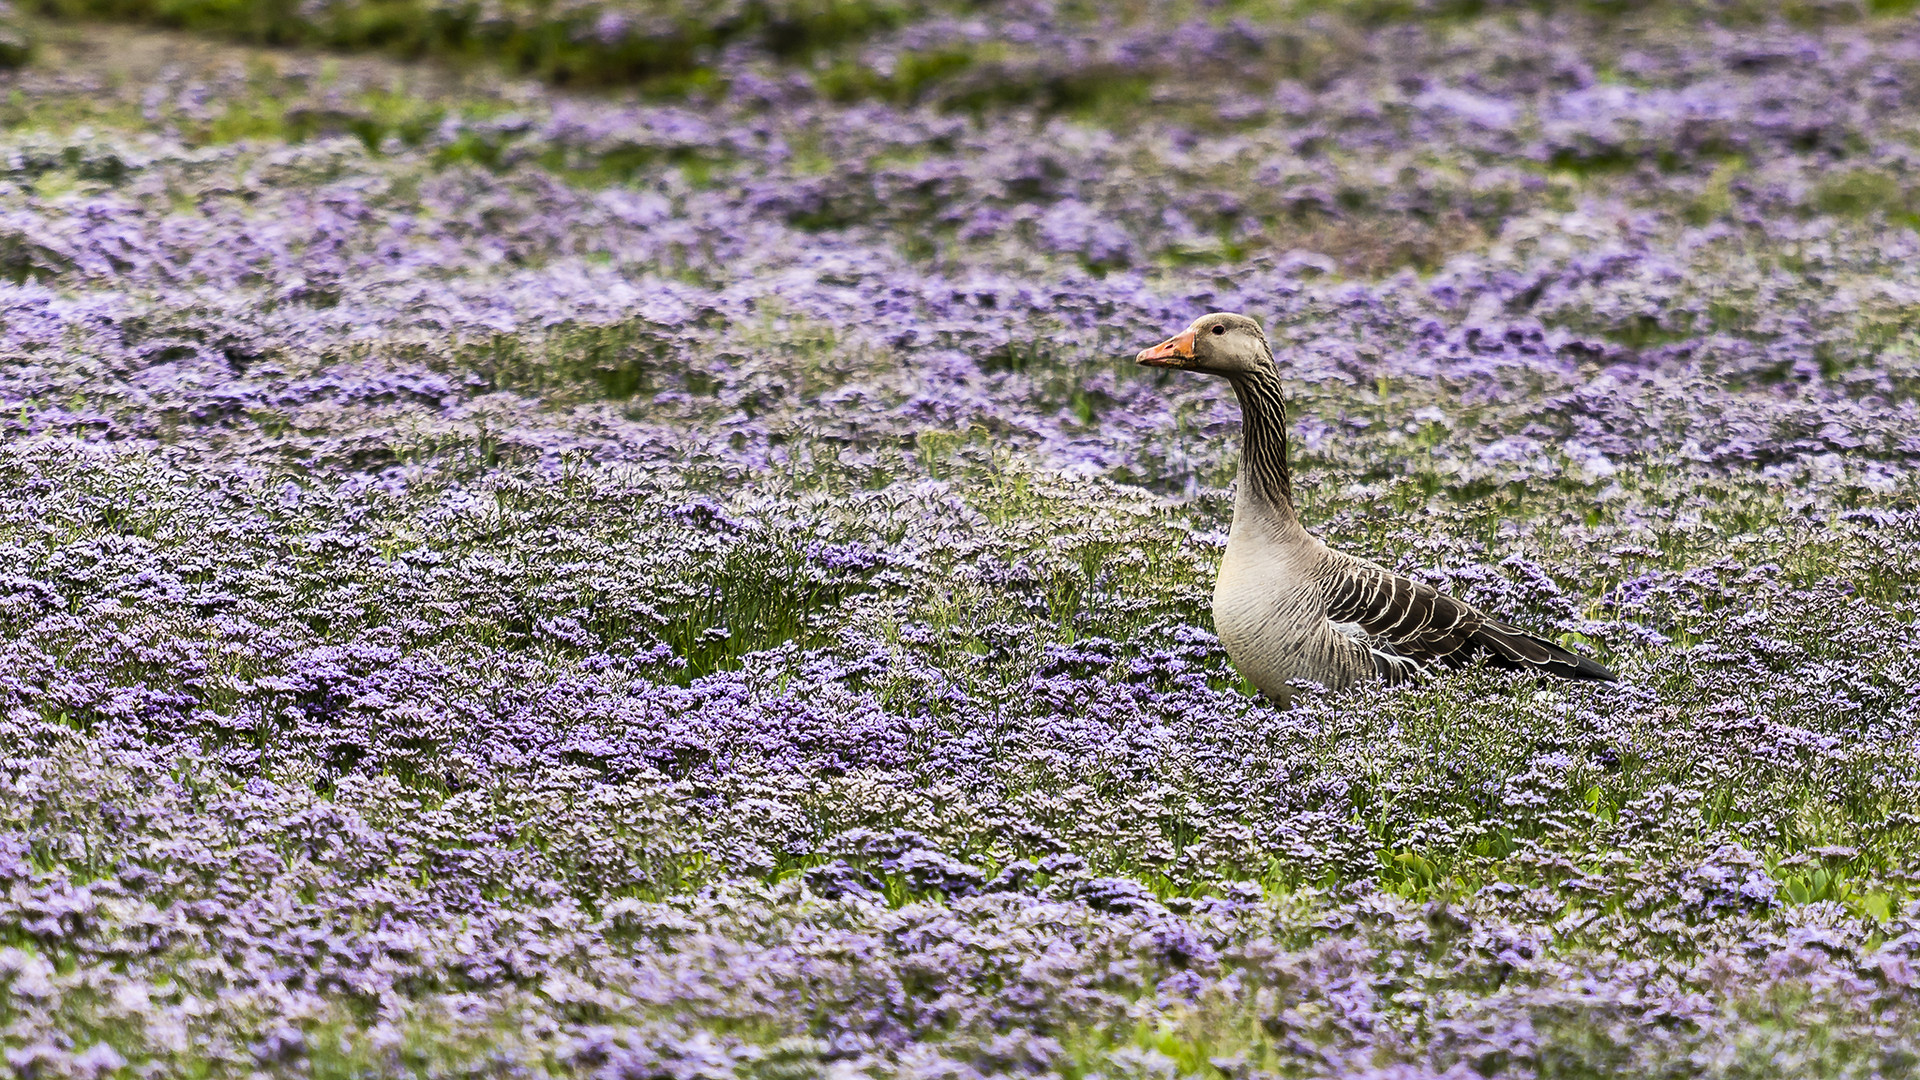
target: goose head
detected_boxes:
[1136,312,1274,376]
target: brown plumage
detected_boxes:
[1138,311,1616,706]
[1319,554,1618,684]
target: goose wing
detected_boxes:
[1321,555,1616,682]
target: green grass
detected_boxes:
[26,0,921,86]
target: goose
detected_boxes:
[1137,311,1615,707]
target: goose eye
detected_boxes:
[1211,325,1226,335]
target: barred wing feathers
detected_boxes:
[1320,556,1616,683]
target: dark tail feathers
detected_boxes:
[1478,623,1618,682]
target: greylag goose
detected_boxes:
[1138,312,1615,707]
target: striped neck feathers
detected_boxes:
[1225,367,1296,517]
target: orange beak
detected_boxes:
[1136,328,1196,368]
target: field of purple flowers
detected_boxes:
[2,2,1920,1075]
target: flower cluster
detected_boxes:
[0,3,1917,1075]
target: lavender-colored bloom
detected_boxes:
[0,4,1917,1075]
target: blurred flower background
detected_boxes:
[0,0,1918,1075]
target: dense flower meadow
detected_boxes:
[2,3,1920,1076]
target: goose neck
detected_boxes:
[1226,369,1301,529]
